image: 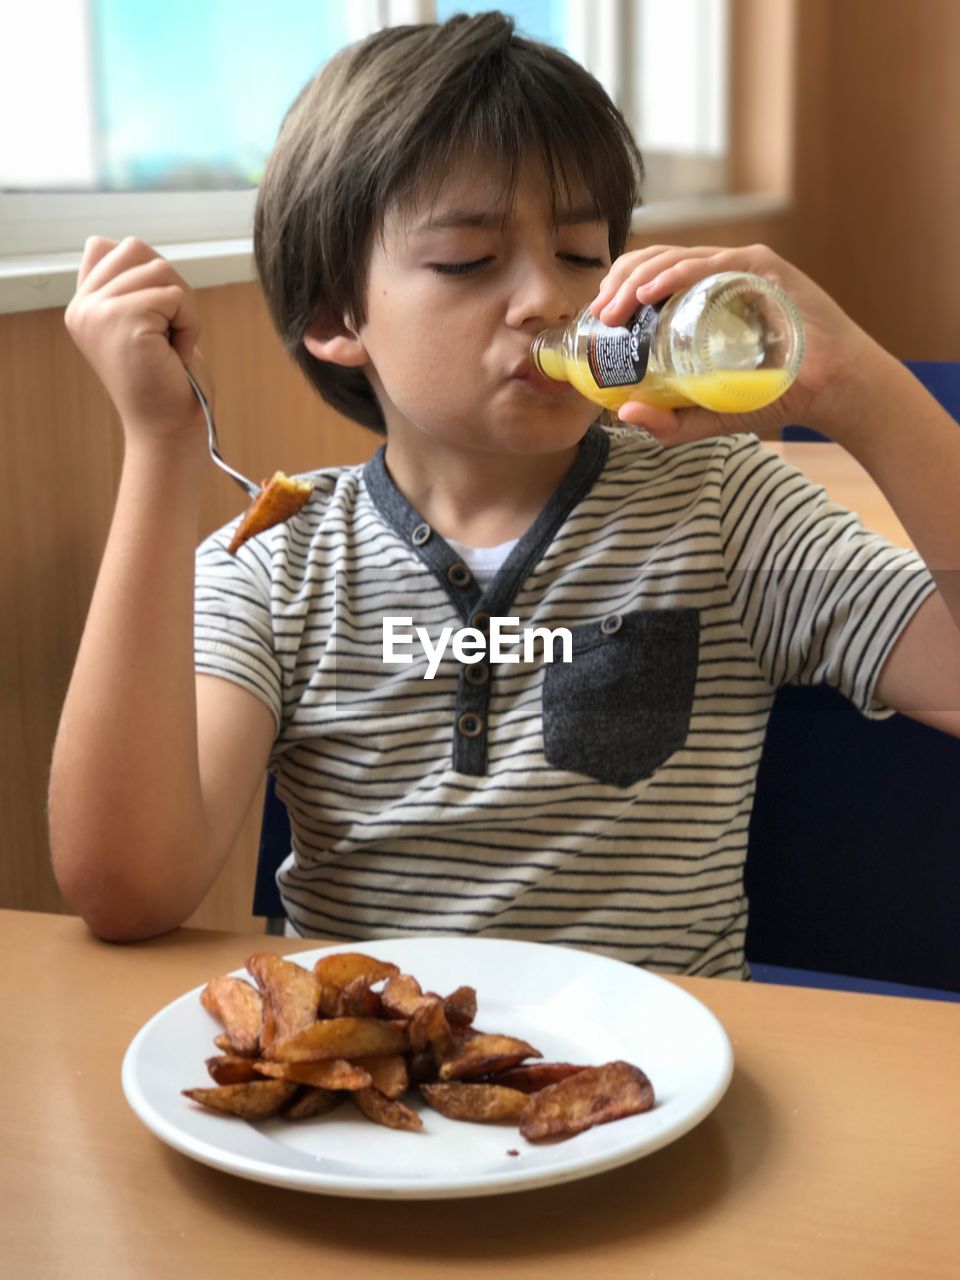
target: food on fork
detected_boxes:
[227,471,314,554]
[183,950,656,1142]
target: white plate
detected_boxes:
[122,937,733,1199]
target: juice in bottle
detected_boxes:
[532,272,805,414]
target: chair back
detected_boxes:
[782,360,959,440]
[744,684,960,992]
[750,360,960,994]
[253,775,290,924]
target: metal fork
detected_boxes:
[183,366,260,500]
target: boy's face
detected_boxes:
[355,156,611,459]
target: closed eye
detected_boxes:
[430,258,493,276]
[430,254,606,277]
[562,254,606,268]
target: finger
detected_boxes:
[594,245,725,306]
[591,245,670,305]
[76,236,162,298]
[633,244,785,312]
[600,248,726,324]
[168,304,202,365]
[76,236,118,290]
[104,283,202,363]
[593,247,722,323]
[96,256,190,302]
[620,399,748,450]
[629,246,761,309]
[615,400,681,437]
[591,245,680,313]
[156,284,202,364]
[618,400,714,449]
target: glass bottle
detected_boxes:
[531,272,805,413]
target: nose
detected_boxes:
[504,254,578,332]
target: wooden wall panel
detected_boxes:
[729,0,797,198]
[0,287,376,932]
[791,0,960,356]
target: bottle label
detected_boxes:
[587,305,660,388]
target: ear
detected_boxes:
[302,315,368,368]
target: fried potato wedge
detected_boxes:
[420,1083,529,1123]
[442,985,478,1027]
[187,953,656,1144]
[205,1054,262,1085]
[380,973,425,1019]
[284,1087,343,1120]
[253,1058,373,1090]
[406,1047,439,1085]
[182,1080,297,1118]
[438,1033,542,1081]
[519,1061,654,1142]
[269,1016,408,1063]
[336,975,383,1018]
[409,997,455,1057]
[246,952,319,1049]
[200,976,263,1056]
[485,1062,588,1093]
[352,1088,423,1132]
[363,1053,410,1100]
[313,952,400,991]
[316,982,340,1019]
[227,471,314,555]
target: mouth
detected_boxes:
[510,361,578,396]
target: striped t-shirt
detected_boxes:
[195,424,934,978]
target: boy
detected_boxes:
[51,13,960,978]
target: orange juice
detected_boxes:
[532,274,805,416]
[535,344,792,413]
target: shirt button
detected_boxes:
[464,661,489,686]
[600,613,623,635]
[411,522,431,546]
[457,711,484,738]
[447,561,472,587]
[471,611,491,633]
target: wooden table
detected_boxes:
[3,910,958,1279]
[766,441,913,548]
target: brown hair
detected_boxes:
[254,11,644,434]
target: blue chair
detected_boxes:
[747,360,960,1000]
[783,360,959,440]
[253,775,290,934]
[253,363,960,997]
[744,684,960,1001]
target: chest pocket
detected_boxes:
[542,607,699,788]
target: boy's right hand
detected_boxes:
[65,236,212,441]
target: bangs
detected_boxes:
[383,35,642,255]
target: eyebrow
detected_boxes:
[411,203,605,235]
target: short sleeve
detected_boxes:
[194,523,283,730]
[718,436,936,719]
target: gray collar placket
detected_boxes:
[362,424,610,774]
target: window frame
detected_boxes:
[0,0,794,314]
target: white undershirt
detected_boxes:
[445,535,519,586]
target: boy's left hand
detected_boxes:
[590,244,884,446]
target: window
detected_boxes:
[0,0,381,254]
[0,0,730,258]
[439,1,730,203]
